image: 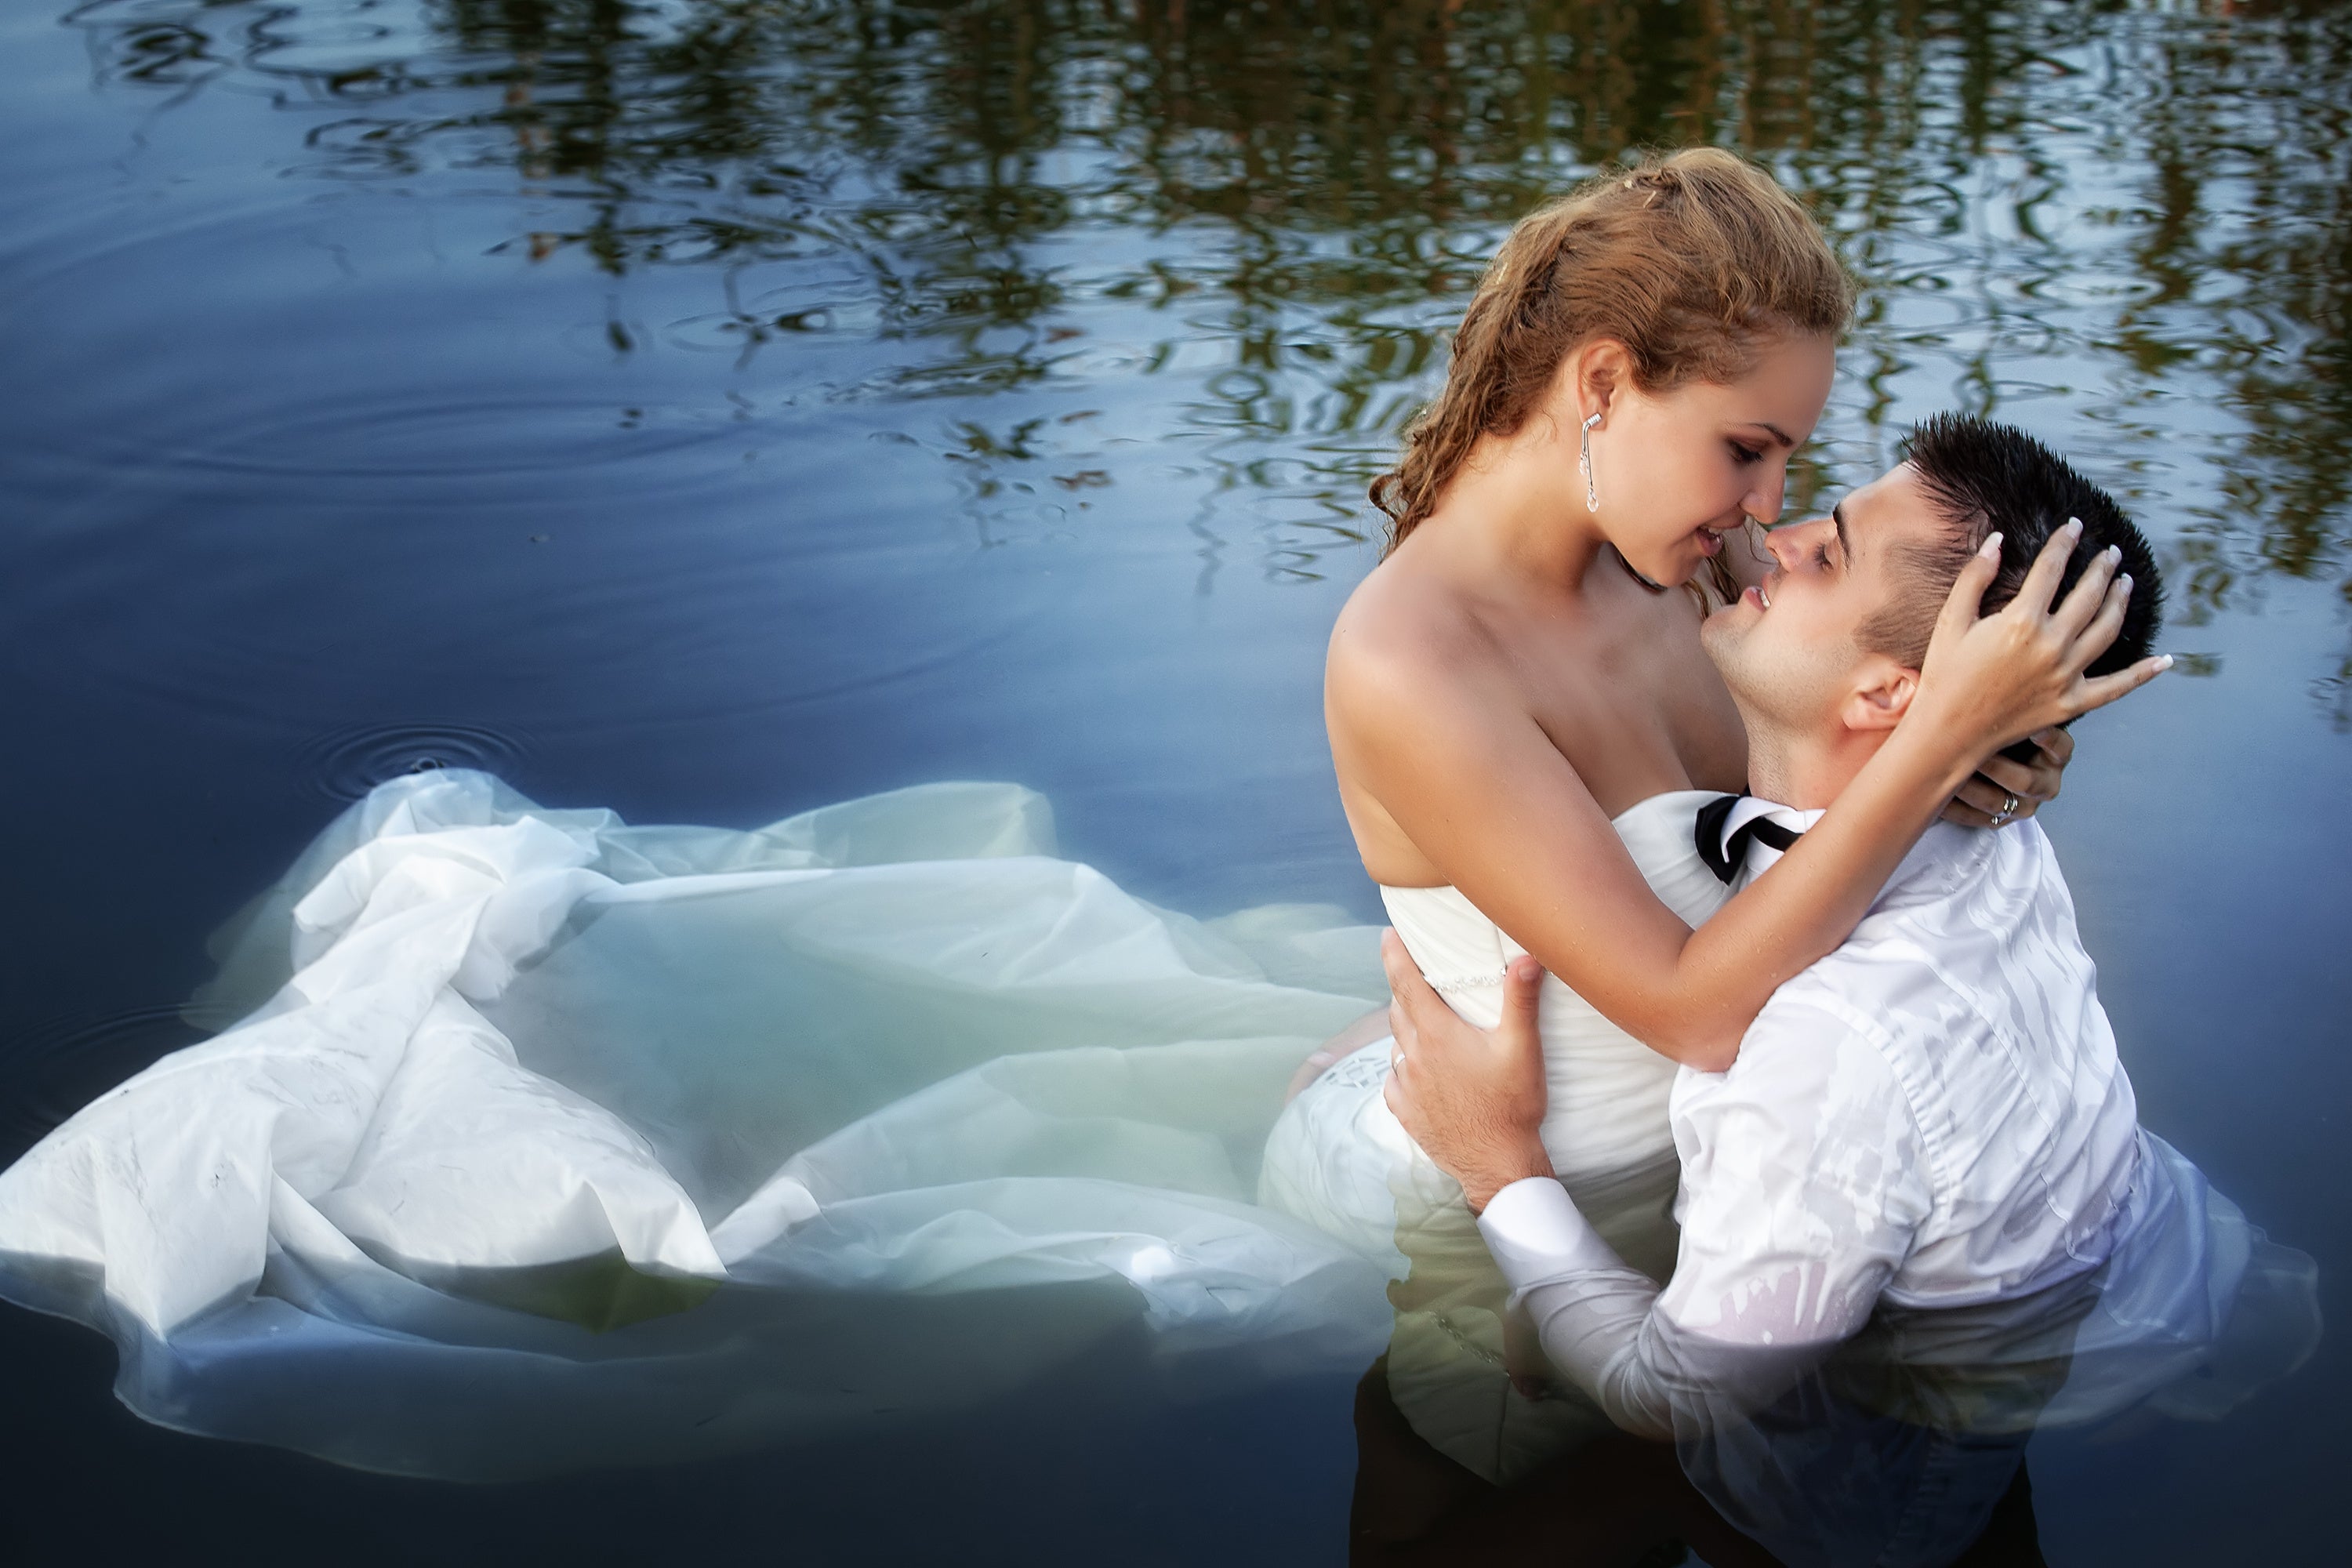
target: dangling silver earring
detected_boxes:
[1579,412,1603,514]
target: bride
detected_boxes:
[0,151,2162,1483]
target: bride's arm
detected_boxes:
[1331,529,2166,1072]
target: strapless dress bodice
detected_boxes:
[1377,789,1732,1185]
[1258,789,1733,1279]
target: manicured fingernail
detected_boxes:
[2118,573,2133,595]
[2064,517,2084,535]
[1980,531,2003,557]
[2154,654,2174,672]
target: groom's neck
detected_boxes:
[1741,715,1877,812]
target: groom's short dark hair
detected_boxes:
[1858,414,2163,677]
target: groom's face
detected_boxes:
[1700,463,1956,733]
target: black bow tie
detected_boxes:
[1695,793,1805,885]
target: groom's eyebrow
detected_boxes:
[1831,502,1853,563]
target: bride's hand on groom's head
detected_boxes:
[1381,935,1554,1213]
[1915,521,2172,760]
[1942,724,2072,830]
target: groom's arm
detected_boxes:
[1485,1006,1928,1436]
[1386,950,1929,1439]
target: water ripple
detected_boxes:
[1,1004,201,1151]
[294,719,535,802]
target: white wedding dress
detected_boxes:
[0,774,2311,1488]
[0,771,1398,1479]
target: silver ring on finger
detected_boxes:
[1992,793,2020,827]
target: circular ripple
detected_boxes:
[296,720,535,802]
[2,1004,202,1153]
[8,1003,197,1061]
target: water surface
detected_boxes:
[2,1,2347,1561]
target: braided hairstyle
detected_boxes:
[1372,147,1854,598]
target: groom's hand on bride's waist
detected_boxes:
[1381,932,1555,1213]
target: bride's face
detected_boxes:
[1586,332,1837,586]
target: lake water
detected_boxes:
[2,0,2346,1561]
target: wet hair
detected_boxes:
[1863,413,2163,710]
[1370,147,1855,577]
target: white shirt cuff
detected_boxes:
[1476,1175,1626,1290]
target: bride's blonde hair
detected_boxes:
[1372,147,1854,587]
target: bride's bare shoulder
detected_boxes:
[1326,550,1509,731]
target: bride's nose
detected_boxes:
[1745,466,1789,528]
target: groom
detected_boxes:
[1381,413,2167,1439]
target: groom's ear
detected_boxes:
[1839,655,1918,735]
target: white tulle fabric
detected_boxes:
[0,771,1395,1479]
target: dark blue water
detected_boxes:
[2,1,2346,1560]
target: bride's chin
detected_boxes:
[1624,547,1700,588]
[1608,528,1707,587]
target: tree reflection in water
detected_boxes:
[63,0,2352,705]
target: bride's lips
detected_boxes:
[1695,517,1748,558]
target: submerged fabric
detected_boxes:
[0,771,1396,1479]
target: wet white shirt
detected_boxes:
[1476,808,2147,1438]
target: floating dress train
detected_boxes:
[0,771,1396,1479]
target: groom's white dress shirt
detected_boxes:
[1476,804,2148,1439]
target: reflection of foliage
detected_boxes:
[62,0,2352,675]
[2119,11,2352,624]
